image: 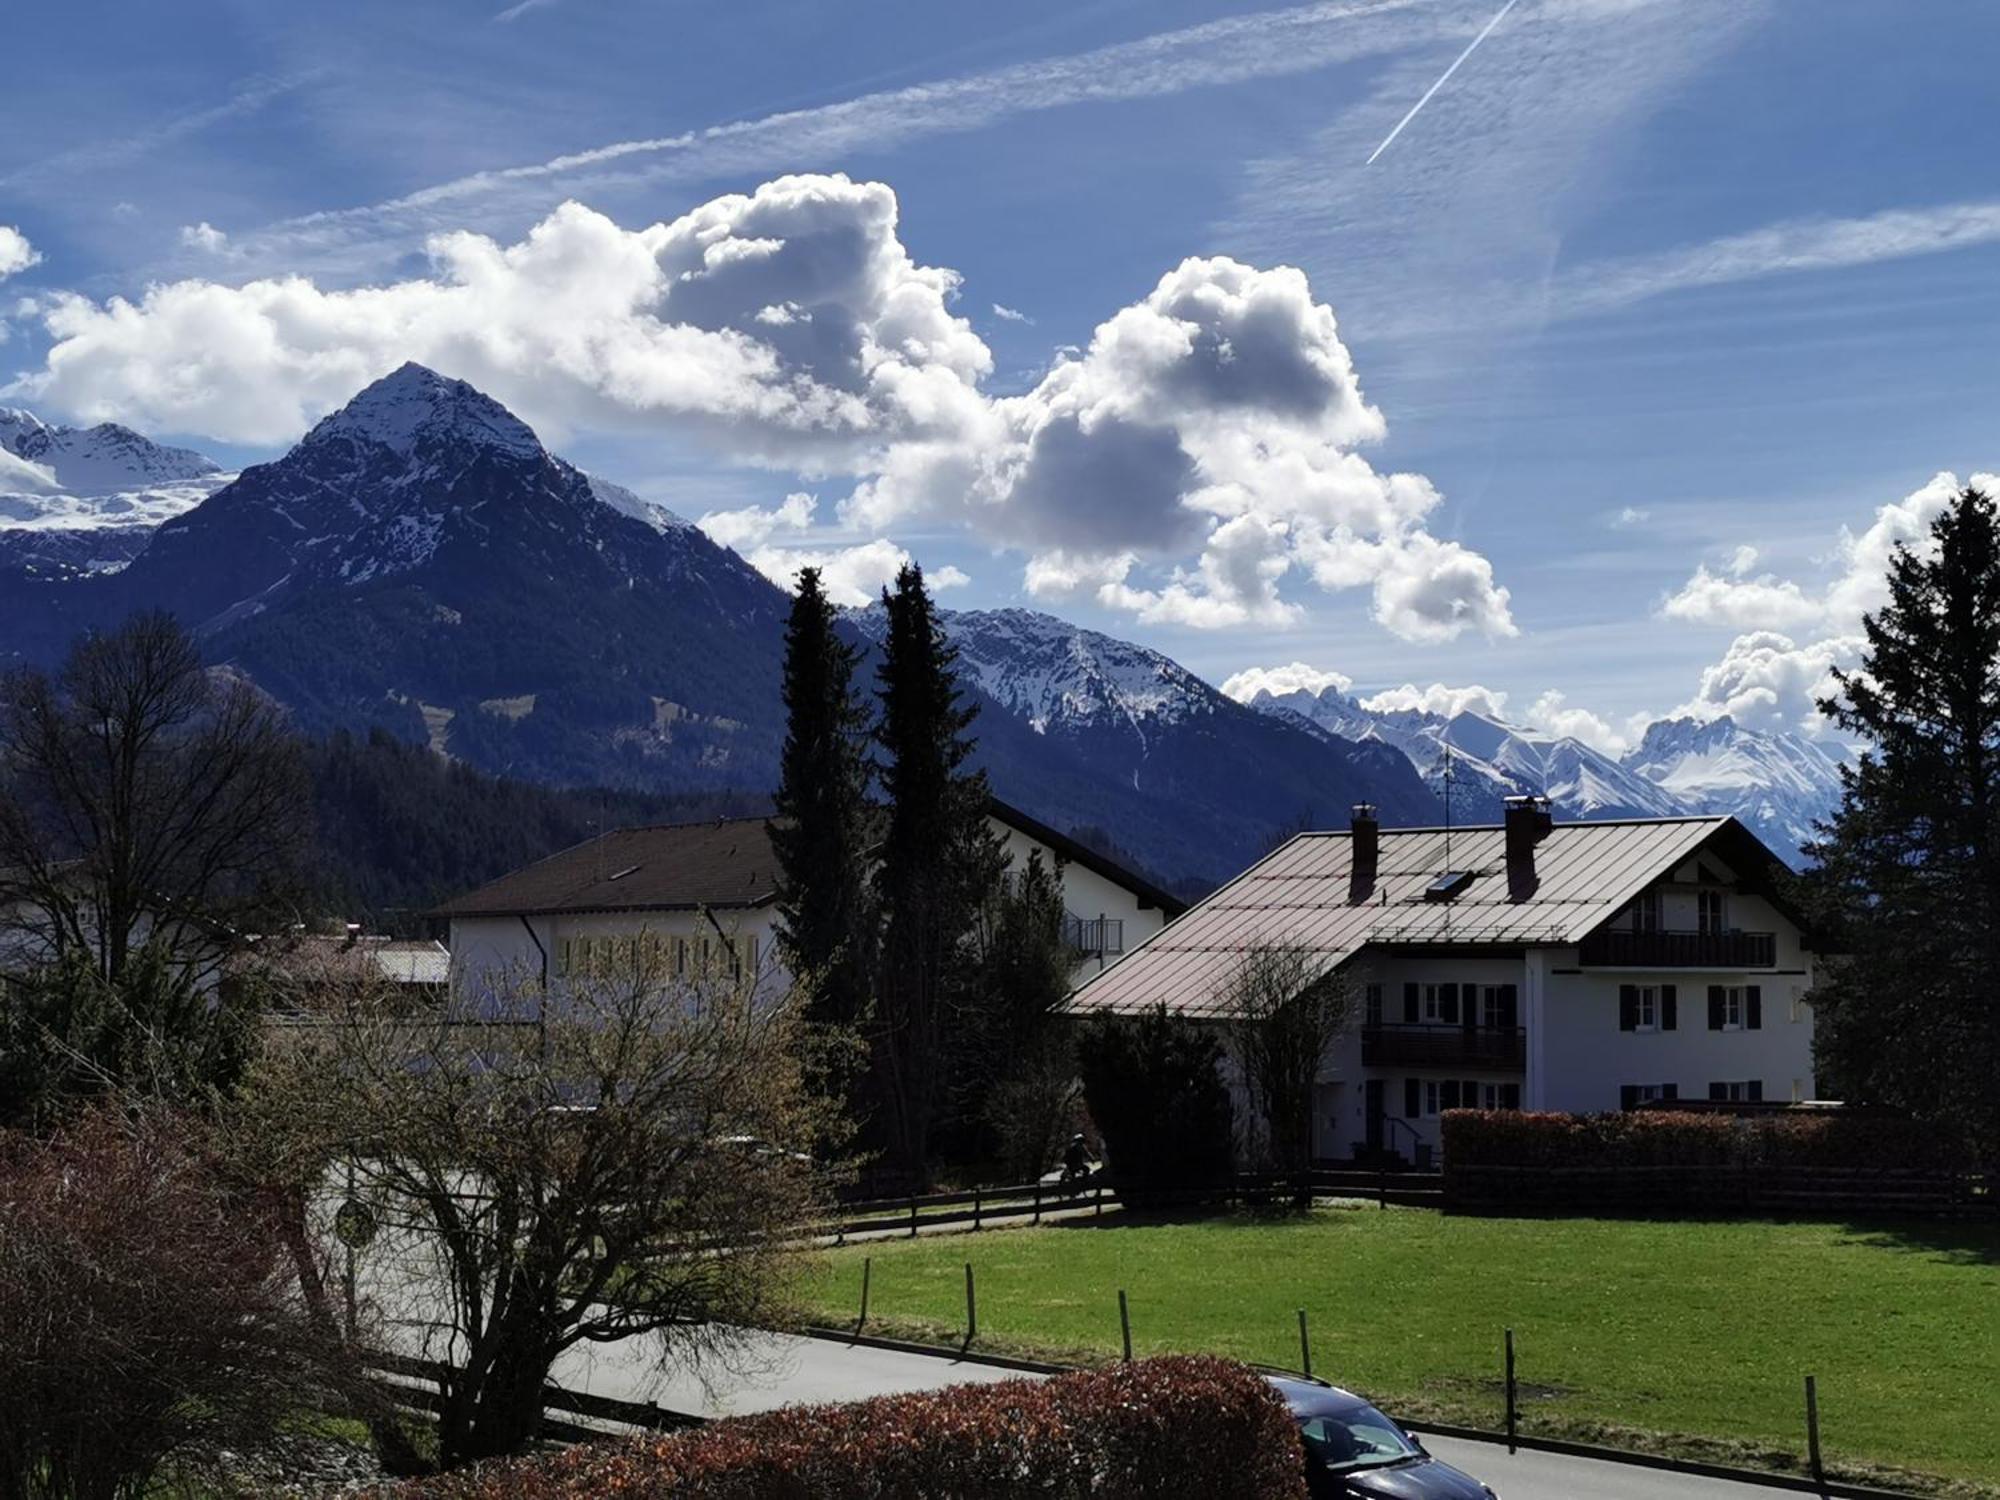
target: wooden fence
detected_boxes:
[1444,1162,1996,1219]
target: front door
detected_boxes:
[1364,1079,1385,1155]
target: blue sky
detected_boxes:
[5,0,2000,748]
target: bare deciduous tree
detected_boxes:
[242,942,844,1468]
[1224,944,1352,1179]
[0,611,309,989]
[0,1107,345,1500]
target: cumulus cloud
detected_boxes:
[0,227,39,280]
[0,447,62,494]
[1671,630,1861,736]
[9,176,1512,642]
[696,487,965,606]
[697,490,817,551]
[179,221,233,255]
[1659,564,1821,629]
[1360,681,1508,720]
[1524,689,1626,755]
[1218,661,1353,703]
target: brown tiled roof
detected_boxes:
[1061,815,1795,1019]
[433,818,779,919]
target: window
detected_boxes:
[1620,1082,1680,1110]
[1632,890,1663,933]
[1620,983,1677,1033]
[1479,984,1518,1031]
[1423,1079,1485,1116]
[1365,983,1384,1026]
[1708,1080,1764,1102]
[1477,1081,1522,1110]
[1698,890,1727,935]
[1421,982,1461,1025]
[1707,985,1762,1031]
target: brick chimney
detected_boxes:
[1504,795,1552,897]
[1349,803,1379,902]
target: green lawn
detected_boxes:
[802,1206,2000,1496]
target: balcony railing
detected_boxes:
[1578,928,1776,969]
[1064,914,1125,959]
[1361,1024,1525,1071]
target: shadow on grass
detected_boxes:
[1835,1219,2000,1266]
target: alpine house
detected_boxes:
[1061,798,1826,1165]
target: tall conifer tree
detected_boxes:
[871,563,1005,1181]
[1804,485,2000,1161]
[771,568,874,1032]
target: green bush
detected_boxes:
[401,1356,1306,1499]
[1076,1006,1235,1206]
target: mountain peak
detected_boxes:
[300,363,543,463]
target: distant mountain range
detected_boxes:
[0,365,1432,893]
[1232,679,1848,868]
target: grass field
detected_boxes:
[802,1206,2000,1496]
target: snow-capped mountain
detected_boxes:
[1237,679,1845,867]
[1624,716,1848,866]
[0,365,1436,892]
[0,407,232,577]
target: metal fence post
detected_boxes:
[1297,1308,1312,1379]
[857,1256,871,1335]
[1119,1288,1133,1362]
[1504,1328,1518,1454]
[964,1263,977,1348]
[1806,1375,1824,1490]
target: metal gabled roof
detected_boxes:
[1061,816,1756,1019]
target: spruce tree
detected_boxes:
[770,568,874,1032]
[871,563,1005,1182]
[1804,485,2000,1162]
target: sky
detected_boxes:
[5,0,2000,752]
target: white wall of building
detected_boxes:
[990,815,1173,977]
[448,906,785,1009]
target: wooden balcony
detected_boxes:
[1578,928,1776,969]
[1361,1024,1525,1071]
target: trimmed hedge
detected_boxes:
[402,1356,1306,1499]
[1441,1108,1953,1171]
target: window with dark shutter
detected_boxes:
[1440,1080,1461,1110]
[1708,985,1726,1030]
[1661,984,1678,1031]
[1662,1083,1679,1100]
[1746,986,1762,1030]
[1709,1082,1728,1101]
[1619,984,1639,1032]
[1748,1080,1764,1102]
[1404,1078,1421,1118]
[1501,1083,1521,1110]
[1440,982,1460,1025]
[1620,1085,1639,1111]
[1403,982,1420,1024]
[1499,983,1518,1029]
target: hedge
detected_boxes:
[1440,1108,1955,1172]
[402,1356,1307,1499]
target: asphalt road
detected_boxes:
[545,1326,1821,1500]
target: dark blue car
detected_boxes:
[1265,1373,1497,1499]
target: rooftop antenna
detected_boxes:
[1441,743,1454,873]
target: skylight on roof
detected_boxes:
[1424,870,1475,902]
[607,864,642,881]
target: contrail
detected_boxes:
[1366,0,1518,164]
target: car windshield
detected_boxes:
[1296,1405,1422,1473]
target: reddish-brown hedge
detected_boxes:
[401,1355,1306,1499]
[1441,1108,1952,1172]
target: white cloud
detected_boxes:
[1360,681,1508,720]
[179,222,233,255]
[11,177,990,457]
[1611,506,1650,528]
[1726,544,1758,577]
[1659,564,1821,629]
[0,227,40,281]
[991,303,1032,324]
[12,176,1511,643]
[1671,630,1861,736]
[1524,689,1626,754]
[1218,661,1353,703]
[696,490,817,551]
[0,447,62,494]
[746,538,952,608]
[854,253,1513,638]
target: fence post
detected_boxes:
[909,1195,919,1239]
[857,1256,871,1335]
[973,1187,982,1231]
[1118,1288,1133,1362]
[1297,1308,1312,1379]
[1378,1164,1388,1211]
[1095,1181,1104,1216]
[1033,1181,1042,1224]
[1504,1327,1517,1454]
[1805,1375,1824,1490]
[964,1263,977,1348]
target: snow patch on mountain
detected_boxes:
[937,608,1210,735]
[587,474,690,534]
[297,363,542,465]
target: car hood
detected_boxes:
[1341,1456,1490,1499]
